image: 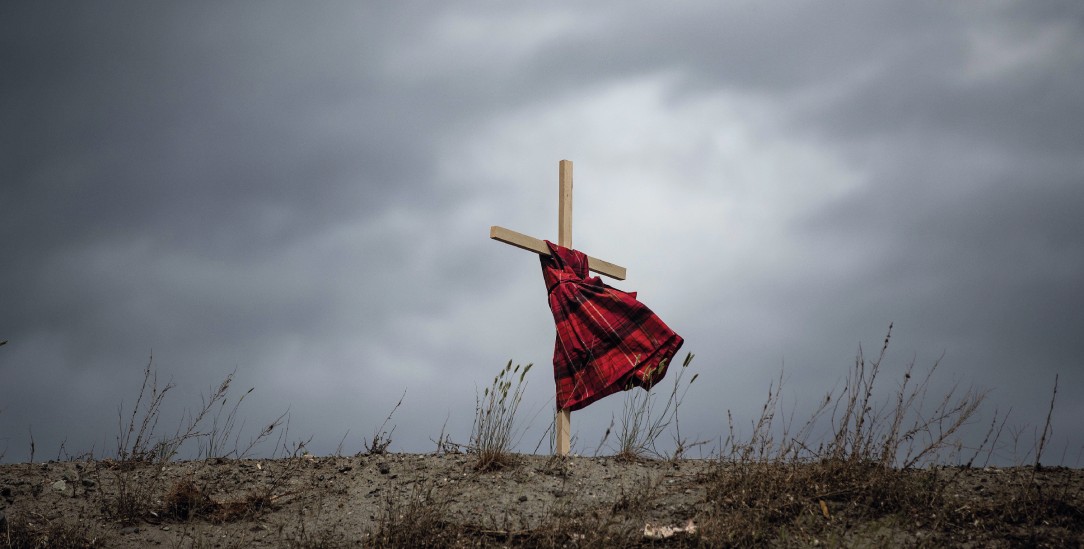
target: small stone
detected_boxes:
[121,526,140,535]
[518,495,528,503]
[378,463,390,475]
[51,480,68,493]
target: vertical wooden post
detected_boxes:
[556,159,573,456]
[558,160,573,248]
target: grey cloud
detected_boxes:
[2,1,1082,464]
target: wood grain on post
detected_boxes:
[556,160,574,457]
[559,159,573,249]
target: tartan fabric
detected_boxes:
[540,241,683,412]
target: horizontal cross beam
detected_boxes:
[489,225,627,280]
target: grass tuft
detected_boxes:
[362,391,405,456]
[162,478,275,523]
[609,352,701,461]
[367,483,458,548]
[163,478,217,521]
[470,361,532,471]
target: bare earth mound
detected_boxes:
[2,454,1082,547]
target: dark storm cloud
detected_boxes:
[787,4,1084,379]
[766,4,1084,449]
[2,4,426,249]
[510,3,952,100]
[0,2,481,455]
[0,4,481,340]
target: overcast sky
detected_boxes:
[2,2,1082,465]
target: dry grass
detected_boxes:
[700,459,934,545]
[361,391,405,456]
[99,359,288,526]
[719,324,986,468]
[470,361,532,472]
[366,482,460,548]
[4,459,1080,548]
[162,478,275,523]
[364,475,663,548]
[1,510,104,548]
[608,352,702,462]
[3,328,1080,547]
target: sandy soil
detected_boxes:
[2,453,1082,547]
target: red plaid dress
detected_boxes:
[541,241,684,411]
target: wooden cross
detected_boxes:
[490,159,626,456]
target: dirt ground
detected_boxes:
[2,453,1082,547]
